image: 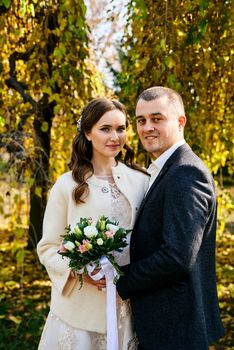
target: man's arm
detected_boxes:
[117,165,215,299]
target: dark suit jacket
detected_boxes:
[117,143,224,350]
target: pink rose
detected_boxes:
[78,239,90,253]
[82,239,90,245]
[104,230,114,238]
[58,242,67,252]
[78,244,88,253]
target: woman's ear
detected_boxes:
[85,133,91,141]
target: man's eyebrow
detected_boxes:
[136,112,163,119]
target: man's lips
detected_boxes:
[144,135,159,140]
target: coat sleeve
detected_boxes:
[37,178,77,296]
[117,165,216,299]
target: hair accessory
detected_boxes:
[77,116,82,132]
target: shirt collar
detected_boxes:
[148,140,185,173]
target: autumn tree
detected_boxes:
[117,0,233,174]
[84,0,128,88]
[0,0,105,248]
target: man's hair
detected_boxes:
[137,86,185,117]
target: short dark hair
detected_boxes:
[137,86,185,116]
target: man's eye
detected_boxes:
[137,119,145,125]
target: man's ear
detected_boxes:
[178,115,186,129]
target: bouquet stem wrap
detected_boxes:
[87,256,119,350]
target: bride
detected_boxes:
[37,97,149,349]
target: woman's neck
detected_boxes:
[92,158,117,176]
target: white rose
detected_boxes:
[106,224,119,233]
[64,241,75,251]
[83,225,98,238]
[97,238,104,245]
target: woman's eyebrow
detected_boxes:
[100,124,125,127]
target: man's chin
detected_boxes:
[144,145,160,154]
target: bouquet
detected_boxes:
[58,215,130,288]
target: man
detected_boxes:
[116,86,224,349]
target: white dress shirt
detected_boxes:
[147,140,185,190]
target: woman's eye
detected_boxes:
[101,128,109,132]
[117,127,126,133]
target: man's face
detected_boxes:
[136,96,185,158]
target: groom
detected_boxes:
[116,86,224,349]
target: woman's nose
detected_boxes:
[110,131,118,141]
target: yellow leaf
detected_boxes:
[9,315,22,324]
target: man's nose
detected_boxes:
[143,121,155,132]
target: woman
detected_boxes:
[37,98,149,350]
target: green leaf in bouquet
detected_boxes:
[107,255,124,277]
[78,274,83,289]
[105,238,114,250]
[65,224,71,234]
[78,217,90,229]
[106,217,119,226]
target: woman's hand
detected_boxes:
[83,269,106,291]
[70,270,77,278]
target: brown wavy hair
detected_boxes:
[69,98,147,204]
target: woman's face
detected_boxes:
[86,109,127,161]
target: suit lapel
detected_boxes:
[134,163,171,223]
[134,143,191,227]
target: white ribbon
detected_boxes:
[86,256,119,350]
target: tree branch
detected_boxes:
[5,48,38,130]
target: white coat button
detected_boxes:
[101,187,109,193]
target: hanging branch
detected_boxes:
[5,47,38,131]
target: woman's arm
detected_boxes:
[37,178,76,296]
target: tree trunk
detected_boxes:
[27,95,54,250]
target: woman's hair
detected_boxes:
[69,98,146,204]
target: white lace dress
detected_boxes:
[38,176,138,350]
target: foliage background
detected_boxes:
[0,0,233,348]
[117,0,233,174]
